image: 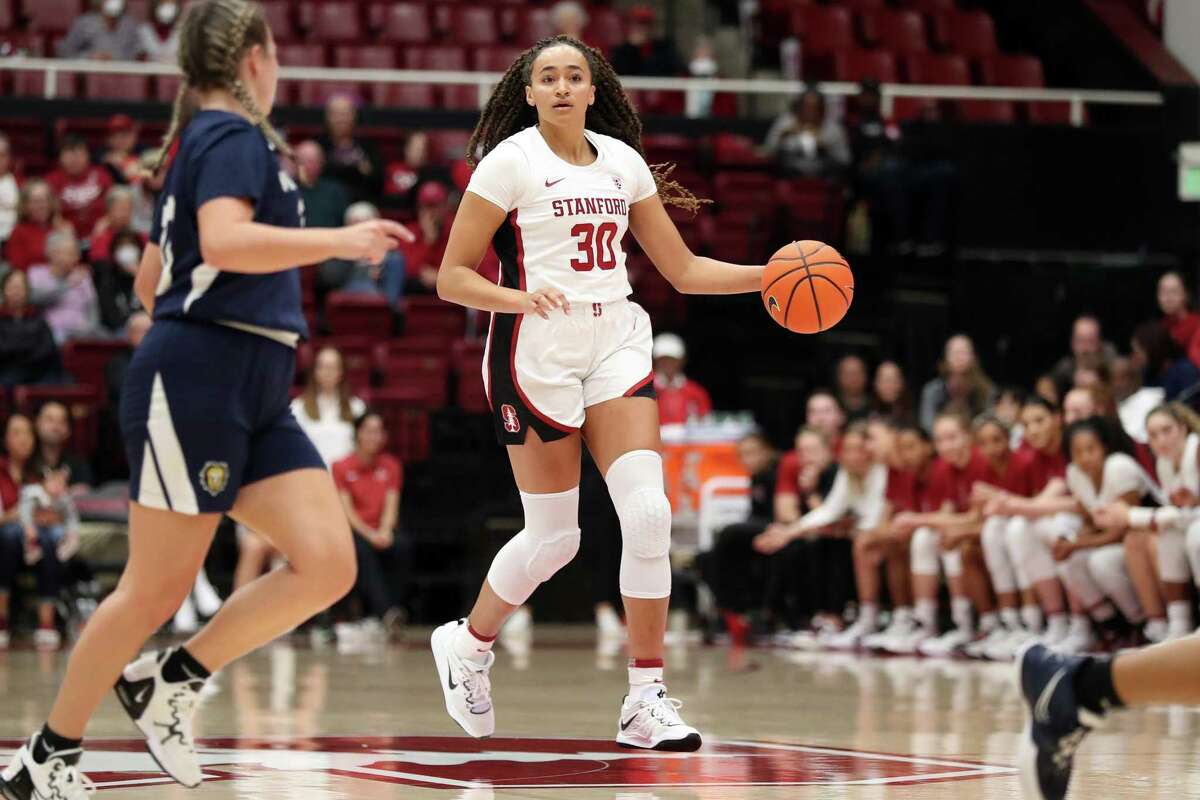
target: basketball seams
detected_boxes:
[809,273,853,306]
[798,243,824,332]
[762,240,852,334]
[762,261,850,295]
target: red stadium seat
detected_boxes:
[334,45,396,70]
[11,69,75,98]
[302,1,364,43]
[375,352,450,408]
[20,0,82,33]
[260,1,297,42]
[957,100,1016,123]
[13,384,100,457]
[451,339,487,413]
[861,9,928,53]
[905,0,956,11]
[379,2,432,44]
[710,133,770,168]
[363,390,431,461]
[840,0,886,8]
[0,1,13,31]
[306,336,375,392]
[376,336,455,359]
[892,96,939,121]
[979,54,1045,87]
[375,84,437,109]
[501,7,554,47]
[155,74,183,103]
[903,53,970,85]
[643,134,697,167]
[425,129,473,162]
[793,6,854,53]
[61,339,130,400]
[404,46,469,71]
[278,43,327,68]
[326,292,394,338]
[445,5,498,45]
[404,296,466,339]
[298,80,367,108]
[943,10,998,57]
[83,74,150,102]
[714,172,775,213]
[585,8,624,50]
[833,49,899,83]
[1027,101,1075,125]
[442,84,484,111]
[472,46,525,73]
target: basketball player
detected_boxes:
[430,36,764,751]
[0,3,410,797]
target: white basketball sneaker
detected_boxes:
[615,684,702,752]
[862,614,915,650]
[0,733,94,800]
[825,618,877,651]
[431,619,496,738]
[114,648,205,788]
[963,625,1009,659]
[882,624,935,655]
[917,627,973,657]
[1056,619,1098,655]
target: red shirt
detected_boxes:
[926,450,992,512]
[655,375,712,425]
[0,459,20,512]
[886,464,932,512]
[89,228,147,263]
[1011,445,1067,497]
[45,166,113,238]
[982,455,1027,495]
[5,222,53,270]
[1165,311,1200,368]
[775,437,845,498]
[332,452,402,530]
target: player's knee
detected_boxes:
[619,487,672,559]
[941,549,963,578]
[487,486,581,605]
[910,526,940,576]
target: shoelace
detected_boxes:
[642,695,686,728]
[47,759,96,799]
[459,662,492,713]
[1051,727,1089,770]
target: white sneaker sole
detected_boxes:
[431,624,494,739]
[616,730,703,752]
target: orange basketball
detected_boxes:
[761,240,854,334]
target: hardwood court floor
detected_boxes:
[0,628,1195,798]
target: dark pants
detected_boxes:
[766,537,856,629]
[352,533,411,618]
[705,519,772,615]
[579,453,623,609]
[0,523,65,602]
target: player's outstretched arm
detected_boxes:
[198,197,413,275]
[629,194,763,295]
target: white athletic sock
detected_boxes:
[978,612,1000,634]
[893,606,913,625]
[1021,604,1044,633]
[1000,607,1022,631]
[858,603,879,629]
[915,599,937,630]
[629,659,665,699]
[1168,601,1193,633]
[951,598,973,633]
[1045,613,1069,640]
[1069,614,1092,635]
[1090,602,1116,623]
[453,622,495,663]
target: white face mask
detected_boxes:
[155,2,178,25]
[689,57,717,77]
[102,0,125,18]
[114,243,141,271]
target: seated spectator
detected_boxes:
[0,133,16,253]
[318,95,384,205]
[1035,373,1061,407]
[1113,356,1163,443]
[58,0,142,61]
[1157,270,1200,368]
[94,229,145,332]
[138,0,182,64]
[919,334,996,431]
[610,5,682,76]
[1051,314,1118,396]
[319,202,405,312]
[100,114,142,186]
[333,411,408,639]
[763,88,851,179]
[90,185,143,263]
[685,36,719,118]
[873,359,913,423]
[384,132,454,217]
[0,271,63,386]
[291,347,366,468]
[848,81,909,255]
[399,181,452,292]
[45,135,114,239]
[6,180,69,272]
[131,148,166,235]
[27,230,103,344]
[104,310,151,410]
[804,389,847,450]
[295,140,349,229]
[835,354,871,423]
[652,333,712,425]
[18,456,81,651]
[35,400,94,492]
[1131,320,1200,402]
[550,1,588,39]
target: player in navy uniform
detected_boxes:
[0,3,410,797]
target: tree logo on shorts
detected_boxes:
[199,461,231,497]
[501,404,521,434]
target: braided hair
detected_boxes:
[154,0,291,174]
[467,35,707,215]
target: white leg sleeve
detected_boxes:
[486,487,581,606]
[1157,525,1192,584]
[941,549,963,578]
[1057,549,1105,611]
[911,526,941,577]
[1186,520,1200,588]
[1010,516,1058,585]
[1089,544,1144,623]
[607,450,673,600]
[982,516,1018,593]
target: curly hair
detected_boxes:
[466,35,707,215]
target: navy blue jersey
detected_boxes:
[150,110,308,337]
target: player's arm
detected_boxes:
[437,192,568,318]
[134,243,162,314]
[629,194,764,295]
[378,489,399,542]
[198,197,412,275]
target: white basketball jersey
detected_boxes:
[466,126,658,303]
[1066,452,1153,511]
[1157,432,1200,496]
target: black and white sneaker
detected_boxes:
[615,684,702,752]
[0,733,94,799]
[114,648,205,788]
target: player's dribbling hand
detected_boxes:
[523,288,570,319]
[338,220,416,265]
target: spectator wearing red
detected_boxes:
[6,180,69,272]
[89,185,144,263]
[0,413,39,648]
[100,114,142,186]
[45,134,114,239]
[383,132,454,218]
[609,5,683,77]
[1156,270,1200,369]
[652,333,712,425]
[399,181,452,292]
[0,271,62,387]
[0,133,16,252]
[333,411,408,636]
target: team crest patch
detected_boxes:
[501,404,521,434]
[611,175,623,190]
[199,462,230,497]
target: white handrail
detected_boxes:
[0,56,1164,127]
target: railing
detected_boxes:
[0,56,1166,127]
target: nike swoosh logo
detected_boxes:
[620,714,639,731]
[446,661,458,691]
[134,685,152,705]
[545,177,566,187]
[1034,669,1066,724]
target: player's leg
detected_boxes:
[1148,526,1193,637]
[1010,515,1069,642]
[1122,530,1167,639]
[232,525,275,590]
[830,536,884,648]
[892,526,940,653]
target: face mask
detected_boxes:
[102,0,125,18]
[115,244,141,270]
[155,2,177,25]
[689,58,717,77]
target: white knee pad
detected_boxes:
[1057,550,1104,610]
[941,549,963,578]
[910,526,941,577]
[1089,545,1143,622]
[1186,520,1200,587]
[1004,517,1034,589]
[487,487,581,606]
[1011,516,1059,585]
[982,516,1018,593]
[607,450,672,599]
[1158,526,1192,584]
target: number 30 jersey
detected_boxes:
[466,126,658,303]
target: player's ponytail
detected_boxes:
[154,0,292,175]
[467,35,709,215]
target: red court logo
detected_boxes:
[500,404,521,433]
[0,736,1014,791]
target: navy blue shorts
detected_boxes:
[121,319,324,515]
